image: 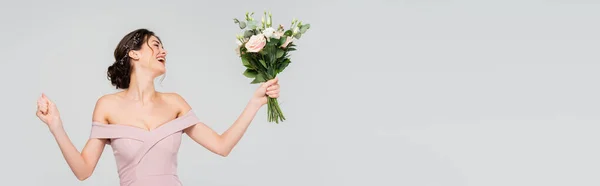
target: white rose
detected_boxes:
[263,27,276,38]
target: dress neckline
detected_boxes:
[91,109,194,132]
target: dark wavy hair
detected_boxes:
[107,28,161,89]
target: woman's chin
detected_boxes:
[153,69,166,77]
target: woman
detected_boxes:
[35,28,281,186]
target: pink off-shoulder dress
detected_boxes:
[89,110,200,186]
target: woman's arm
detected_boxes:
[36,94,108,181]
[179,78,280,157]
[183,100,262,157]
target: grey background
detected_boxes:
[2,0,600,185]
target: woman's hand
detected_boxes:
[251,77,280,106]
[36,93,63,130]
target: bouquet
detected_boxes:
[233,11,310,124]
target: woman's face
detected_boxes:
[131,35,167,77]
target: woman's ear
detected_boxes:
[128,50,140,60]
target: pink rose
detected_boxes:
[281,36,294,48]
[245,34,266,53]
[273,30,284,39]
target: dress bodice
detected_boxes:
[89,110,200,186]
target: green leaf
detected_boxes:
[241,55,251,66]
[244,30,254,38]
[267,40,277,47]
[259,49,267,55]
[284,30,293,36]
[277,58,291,73]
[276,49,285,59]
[259,59,267,68]
[294,33,302,39]
[239,21,247,29]
[300,24,309,34]
[243,69,258,78]
[302,23,310,29]
[248,20,257,29]
[279,37,286,46]
[251,73,267,84]
[286,47,296,52]
[242,55,257,69]
[269,38,280,45]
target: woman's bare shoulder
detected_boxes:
[96,92,123,107]
[92,92,122,124]
[159,92,192,113]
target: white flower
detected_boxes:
[263,27,276,38]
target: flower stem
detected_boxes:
[267,97,285,123]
